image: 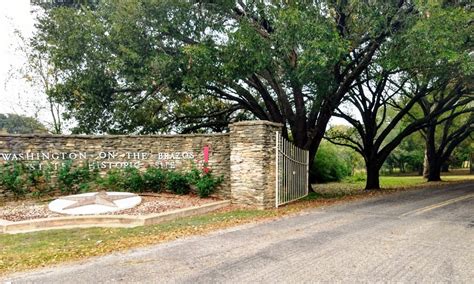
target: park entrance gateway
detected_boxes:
[0,120,310,209]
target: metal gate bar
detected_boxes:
[275,131,309,207]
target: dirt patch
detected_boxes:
[0,193,221,222]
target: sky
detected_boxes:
[0,0,53,123]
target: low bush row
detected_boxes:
[0,161,223,199]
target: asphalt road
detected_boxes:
[3,182,474,283]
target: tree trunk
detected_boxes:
[306,137,323,192]
[365,161,381,190]
[423,149,429,178]
[427,161,442,181]
[425,148,442,182]
[441,163,449,172]
[424,130,442,181]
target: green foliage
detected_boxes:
[186,166,223,198]
[57,160,97,194]
[166,171,190,195]
[384,132,425,174]
[28,1,472,191]
[31,0,99,9]
[344,172,367,183]
[0,113,48,134]
[99,169,123,191]
[449,139,473,168]
[385,5,473,76]
[99,166,221,196]
[0,161,221,198]
[185,167,202,185]
[26,163,54,197]
[0,162,28,197]
[311,143,352,183]
[0,162,55,198]
[142,167,166,193]
[193,173,223,198]
[121,167,145,193]
[32,0,420,137]
[99,168,146,193]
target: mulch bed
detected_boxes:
[0,193,221,222]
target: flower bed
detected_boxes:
[0,193,220,222]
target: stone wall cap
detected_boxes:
[230,120,283,128]
[0,133,230,139]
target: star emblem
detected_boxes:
[60,191,135,210]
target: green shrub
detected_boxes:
[1,162,59,198]
[143,167,166,192]
[166,171,190,195]
[0,162,28,197]
[311,143,352,183]
[99,167,145,193]
[26,163,54,197]
[185,166,223,197]
[122,167,145,192]
[99,169,123,191]
[1,162,221,198]
[186,167,202,184]
[57,161,97,194]
[194,173,223,198]
[56,160,76,193]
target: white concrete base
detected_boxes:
[48,192,142,215]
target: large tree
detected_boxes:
[327,74,470,189]
[34,0,418,159]
[325,3,472,189]
[328,67,442,189]
[400,4,474,181]
[418,84,473,181]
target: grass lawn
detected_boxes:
[0,207,305,276]
[1,174,472,276]
[311,174,474,198]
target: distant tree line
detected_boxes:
[0,113,48,134]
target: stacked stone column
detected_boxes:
[229,121,283,209]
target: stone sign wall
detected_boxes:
[0,121,283,209]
